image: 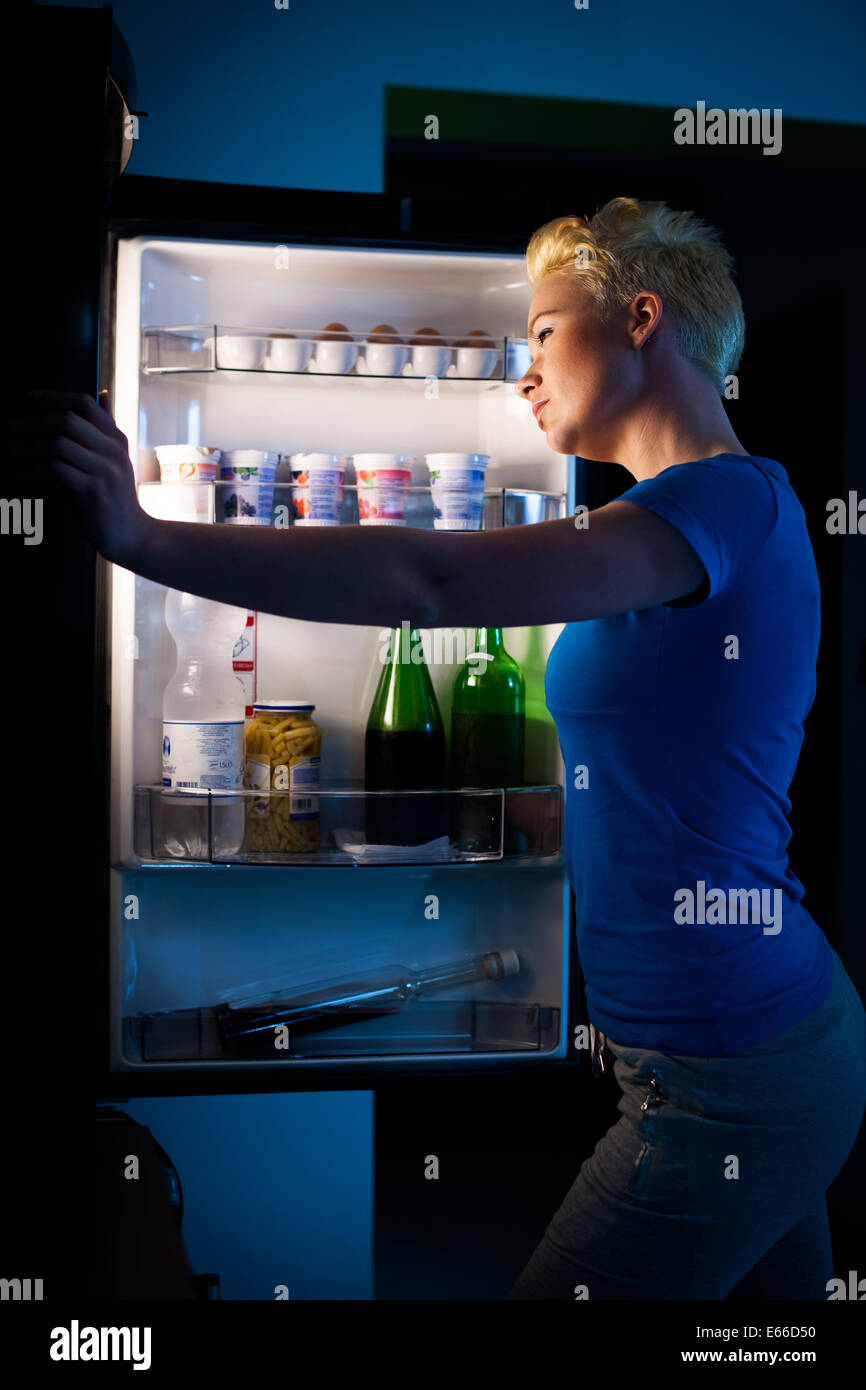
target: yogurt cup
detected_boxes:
[153,446,221,523]
[155,445,221,483]
[218,450,279,525]
[353,453,414,526]
[286,453,346,526]
[425,453,489,530]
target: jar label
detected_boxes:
[290,755,320,819]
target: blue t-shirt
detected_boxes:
[545,452,832,1054]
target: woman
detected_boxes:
[12,197,865,1301]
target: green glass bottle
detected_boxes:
[451,628,525,852]
[364,625,447,846]
[522,623,559,780]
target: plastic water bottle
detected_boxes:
[161,589,249,858]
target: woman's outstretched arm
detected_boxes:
[128,500,705,629]
[10,390,706,628]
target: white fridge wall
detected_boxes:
[110,235,570,1070]
[138,239,542,341]
[137,373,559,488]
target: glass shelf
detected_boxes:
[137,482,566,529]
[141,325,532,383]
[133,783,562,866]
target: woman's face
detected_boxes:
[516,269,647,460]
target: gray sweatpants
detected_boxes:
[507,947,866,1299]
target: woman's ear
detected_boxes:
[629,292,663,349]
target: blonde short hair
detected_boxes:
[525,197,745,394]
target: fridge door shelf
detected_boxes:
[136,482,567,529]
[141,326,533,382]
[133,783,562,866]
[123,999,561,1063]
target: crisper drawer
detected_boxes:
[124,1000,561,1062]
[113,859,568,1068]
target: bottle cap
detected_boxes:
[486,949,520,978]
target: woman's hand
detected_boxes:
[9,389,152,566]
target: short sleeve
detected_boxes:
[616,456,780,605]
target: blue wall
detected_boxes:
[50,0,865,191]
[124,1091,374,1299]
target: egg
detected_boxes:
[268,331,297,339]
[315,321,353,341]
[456,328,496,348]
[368,323,403,344]
[410,326,445,346]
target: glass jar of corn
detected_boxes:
[244,702,321,853]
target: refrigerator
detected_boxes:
[107,211,580,1085]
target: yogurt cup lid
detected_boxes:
[350,454,416,464]
[425,453,489,466]
[220,450,280,462]
[287,453,345,465]
[155,445,221,458]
